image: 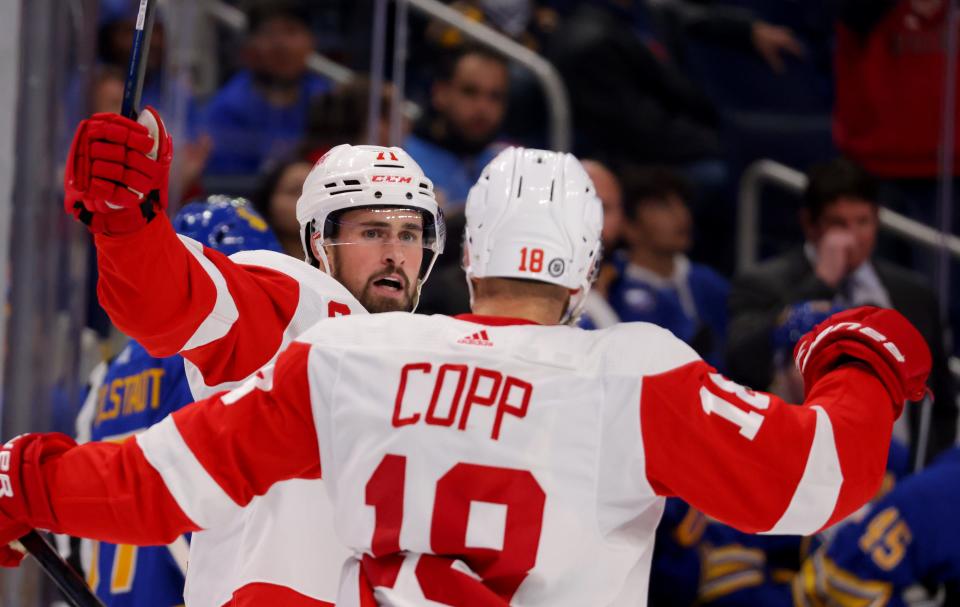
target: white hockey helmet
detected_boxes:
[464,147,603,324]
[296,144,445,309]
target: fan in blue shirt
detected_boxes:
[202,2,330,175]
[581,167,729,369]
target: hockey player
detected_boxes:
[0,148,934,606]
[694,301,912,607]
[792,447,960,607]
[59,108,445,605]
[74,196,283,607]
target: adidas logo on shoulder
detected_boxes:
[457,330,494,347]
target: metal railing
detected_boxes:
[205,0,572,151]
[737,159,960,272]
[380,0,572,151]
[204,1,355,84]
[738,159,960,466]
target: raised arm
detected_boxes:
[642,307,931,535]
[0,342,319,562]
[63,109,310,387]
[95,213,300,383]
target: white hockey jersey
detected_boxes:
[94,214,365,606]
[35,311,899,606]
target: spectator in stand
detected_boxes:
[727,158,957,464]
[834,0,960,352]
[546,0,803,273]
[578,160,625,330]
[404,45,508,210]
[545,0,803,178]
[303,78,404,157]
[834,0,959,181]
[597,167,730,368]
[583,160,626,255]
[252,157,314,259]
[202,0,330,176]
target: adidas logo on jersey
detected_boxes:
[458,330,494,347]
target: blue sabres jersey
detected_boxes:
[794,447,960,607]
[602,251,730,369]
[81,340,194,607]
[690,441,910,606]
[649,498,708,607]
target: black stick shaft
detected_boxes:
[120,0,158,119]
[17,530,105,607]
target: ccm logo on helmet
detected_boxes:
[372,175,413,184]
[796,321,906,373]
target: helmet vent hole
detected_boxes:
[324,182,336,189]
[343,179,360,186]
[549,180,555,201]
[419,182,429,190]
[373,164,404,168]
[536,157,543,164]
[516,176,524,198]
[374,191,383,199]
[405,192,413,200]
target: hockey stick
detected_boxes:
[11,531,104,607]
[7,3,160,604]
[120,0,159,119]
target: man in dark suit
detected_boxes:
[727,158,956,464]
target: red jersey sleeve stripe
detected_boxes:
[171,342,322,508]
[762,405,841,534]
[95,215,218,356]
[641,361,893,534]
[229,582,336,607]
[95,214,301,388]
[179,260,299,387]
[136,415,245,529]
[177,235,239,350]
[38,437,199,546]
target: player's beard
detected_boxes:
[336,258,415,313]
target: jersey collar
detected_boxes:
[454,314,541,326]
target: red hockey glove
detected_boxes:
[0,433,77,567]
[64,106,172,235]
[794,306,932,416]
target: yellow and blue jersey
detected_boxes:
[793,447,960,607]
[78,340,194,607]
[692,440,910,607]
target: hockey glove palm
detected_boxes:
[794,306,932,417]
[64,107,172,235]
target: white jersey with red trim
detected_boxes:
[41,311,898,606]
[93,215,365,606]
